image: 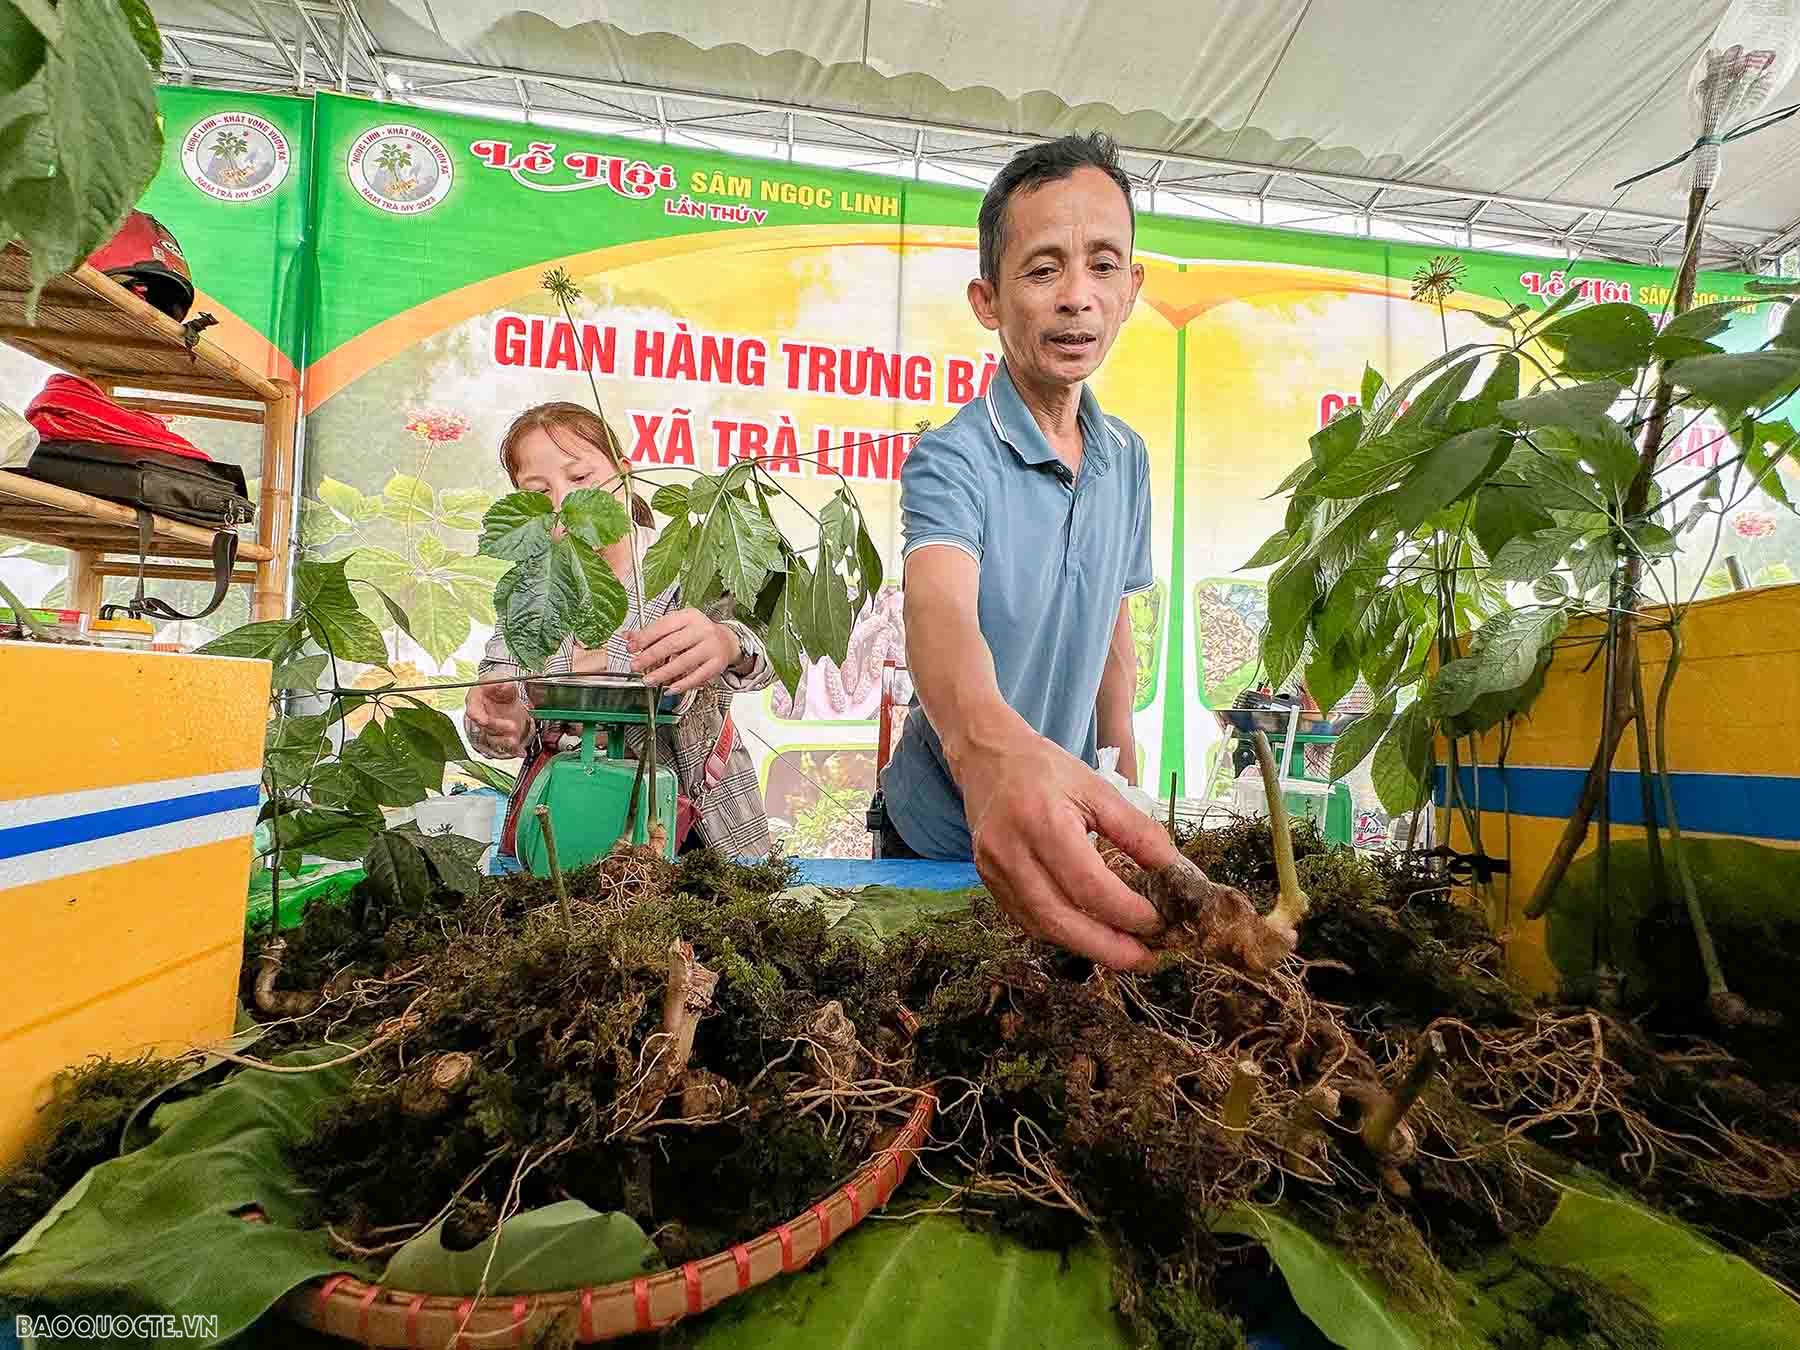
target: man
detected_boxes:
[878,132,1181,969]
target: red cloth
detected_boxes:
[25,374,209,460]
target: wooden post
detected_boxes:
[67,549,103,616]
[255,380,297,621]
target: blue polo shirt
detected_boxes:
[883,360,1155,860]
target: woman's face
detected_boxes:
[509,425,627,513]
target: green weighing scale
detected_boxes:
[512,674,691,874]
[1213,705,1355,848]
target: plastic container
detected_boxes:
[0,607,85,641]
[87,616,155,650]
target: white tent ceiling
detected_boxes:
[148,1,1800,270]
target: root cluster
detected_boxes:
[239,822,1800,1344]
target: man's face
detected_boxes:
[969,166,1145,392]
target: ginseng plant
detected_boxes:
[1247,271,1800,1023]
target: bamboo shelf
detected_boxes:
[0,245,296,620]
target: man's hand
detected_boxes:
[958,725,1181,970]
[465,680,530,759]
[626,607,742,692]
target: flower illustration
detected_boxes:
[405,410,470,444]
[1731,509,1778,540]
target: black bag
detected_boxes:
[23,438,254,621]
[24,438,253,527]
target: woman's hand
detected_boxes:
[626,607,743,692]
[465,680,531,759]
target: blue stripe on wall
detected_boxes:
[1434,765,1800,841]
[0,785,263,861]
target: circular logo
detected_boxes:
[181,112,290,203]
[347,124,453,215]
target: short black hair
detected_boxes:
[977,132,1135,284]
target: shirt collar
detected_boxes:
[985,359,1125,473]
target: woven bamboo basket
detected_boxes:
[280,1091,936,1346]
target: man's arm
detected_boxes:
[1096,598,1138,786]
[904,545,1174,969]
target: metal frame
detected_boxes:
[155,1,1800,273]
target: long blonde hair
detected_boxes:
[497,400,653,527]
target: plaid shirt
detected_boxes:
[478,578,776,856]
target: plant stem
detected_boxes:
[1527,182,1709,918]
[0,578,54,640]
[535,805,574,936]
[1224,1060,1262,1130]
[1651,624,1728,1001]
[1362,1028,1444,1156]
[1630,656,1666,910]
[1250,731,1307,928]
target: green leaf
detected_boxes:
[1311,424,1446,499]
[1651,335,1724,361]
[1574,418,1642,499]
[1537,302,1654,376]
[273,808,377,861]
[640,512,691,599]
[1215,1206,1434,1350]
[1304,640,1357,715]
[1489,1181,1800,1350]
[1329,694,1395,782]
[701,1212,1130,1350]
[1499,379,1623,439]
[1314,568,1376,652]
[558,485,632,551]
[687,473,725,518]
[362,831,434,910]
[307,762,381,817]
[1520,280,1586,335]
[197,617,305,662]
[1732,418,1800,512]
[296,559,388,666]
[855,517,885,608]
[297,499,351,548]
[819,491,857,560]
[380,473,435,525]
[701,492,783,603]
[382,1200,658,1297]
[399,827,486,898]
[1472,477,1555,558]
[478,492,555,562]
[1776,301,1800,352]
[1241,527,1297,570]
[456,759,518,795]
[650,482,690,518]
[1627,521,1676,557]
[1430,607,1569,717]
[764,566,808,696]
[402,580,473,664]
[1659,299,1750,346]
[271,653,328,694]
[315,479,363,520]
[0,0,163,311]
[1370,701,1432,815]
[1261,559,1319,687]
[1668,350,1800,420]
[1360,364,1385,409]
[1470,302,1530,330]
[1511,448,1606,512]
[264,714,329,785]
[340,720,429,807]
[366,583,416,644]
[1383,426,1506,530]
[1366,345,1483,438]
[1452,352,1519,431]
[807,549,855,667]
[117,0,161,68]
[1568,534,1617,596]
[414,533,449,570]
[388,704,465,766]
[547,536,629,651]
[1309,406,1362,465]
[0,1046,371,1343]
[1395,356,1478,429]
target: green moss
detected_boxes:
[0,1055,182,1251]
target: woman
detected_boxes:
[465,401,776,855]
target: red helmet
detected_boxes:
[87,211,195,321]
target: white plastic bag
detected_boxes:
[1096,745,1161,822]
[0,399,37,471]
[1686,0,1800,189]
